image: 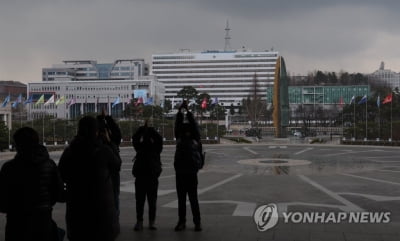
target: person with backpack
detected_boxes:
[132,120,163,231]
[174,101,204,232]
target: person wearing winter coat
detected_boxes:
[132,120,163,231]
[58,116,120,241]
[96,112,122,230]
[0,127,64,241]
[174,101,203,232]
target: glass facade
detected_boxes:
[266,85,370,105]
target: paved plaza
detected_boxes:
[1,143,400,241]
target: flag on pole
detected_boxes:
[171,97,175,109]
[1,95,10,107]
[357,95,367,105]
[382,93,392,104]
[201,97,208,109]
[24,95,33,105]
[210,97,219,106]
[35,95,45,106]
[112,97,120,108]
[349,96,355,104]
[188,98,197,106]
[135,97,143,106]
[11,94,22,108]
[44,95,55,106]
[144,97,153,106]
[338,96,344,108]
[16,94,22,104]
[55,96,66,105]
[377,95,380,108]
[67,97,76,107]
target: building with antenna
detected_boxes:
[151,22,279,108]
[368,61,400,89]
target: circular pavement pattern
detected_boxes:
[238,158,312,167]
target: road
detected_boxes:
[1,144,400,241]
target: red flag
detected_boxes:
[338,96,344,108]
[382,93,392,104]
[201,97,207,109]
[135,97,143,106]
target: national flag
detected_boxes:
[24,95,33,105]
[67,97,76,107]
[338,96,344,108]
[135,97,143,106]
[357,95,367,105]
[171,97,175,109]
[55,96,65,105]
[201,97,208,109]
[12,94,22,108]
[16,94,22,103]
[35,95,45,106]
[188,98,197,106]
[44,95,55,106]
[382,93,392,104]
[211,97,219,106]
[1,95,10,107]
[144,97,153,106]
[377,95,380,108]
[112,97,120,108]
[349,96,355,104]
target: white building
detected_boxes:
[152,50,279,107]
[27,76,164,119]
[42,59,149,82]
[369,62,400,89]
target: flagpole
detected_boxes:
[216,104,219,142]
[378,103,381,139]
[391,94,393,141]
[353,99,356,139]
[365,97,367,140]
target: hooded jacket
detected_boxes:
[58,136,120,241]
[0,144,63,241]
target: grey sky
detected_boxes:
[1,0,400,84]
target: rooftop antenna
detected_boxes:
[224,20,231,51]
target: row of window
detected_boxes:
[152,64,275,69]
[153,56,195,60]
[157,74,275,79]
[153,69,274,74]
[152,59,278,65]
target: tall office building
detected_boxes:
[43,59,149,82]
[152,49,279,107]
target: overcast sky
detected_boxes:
[1,0,400,84]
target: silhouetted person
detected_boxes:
[174,101,203,231]
[96,111,122,232]
[0,127,64,241]
[132,120,163,231]
[59,116,120,241]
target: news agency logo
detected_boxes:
[253,204,279,232]
[253,203,391,232]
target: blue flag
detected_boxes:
[112,97,120,108]
[377,95,380,108]
[358,95,367,105]
[144,97,153,106]
[1,95,10,107]
[24,95,33,105]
